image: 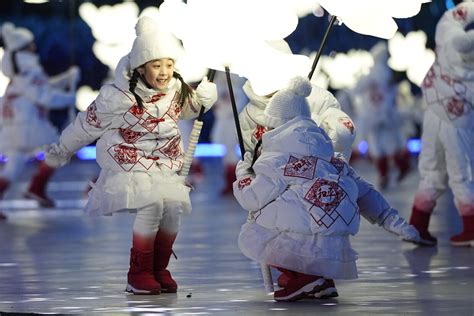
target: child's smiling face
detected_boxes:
[139,58,175,90]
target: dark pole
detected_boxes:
[308,15,338,80]
[224,66,245,158]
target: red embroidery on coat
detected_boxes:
[305,178,344,213]
[253,125,268,142]
[119,127,146,143]
[422,67,435,88]
[1,93,16,119]
[159,135,182,160]
[238,177,252,190]
[129,104,145,117]
[143,117,165,132]
[330,157,345,173]
[147,93,166,103]
[453,6,467,21]
[86,102,102,128]
[113,144,138,165]
[446,97,464,117]
[338,117,354,134]
[166,92,183,122]
[284,156,317,179]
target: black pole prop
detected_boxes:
[224,66,246,159]
[308,15,338,80]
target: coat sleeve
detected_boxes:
[233,155,288,211]
[58,85,122,153]
[348,166,392,225]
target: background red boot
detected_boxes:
[24,161,55,207]
[221,164,236,195]
[451,215,474,247]
[375,156,389,190]
[0,178,10,221]
[154,230,178,293]
[409,206,437,246]
[126,248,161,295]
[394,150,411,182]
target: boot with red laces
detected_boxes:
[451,214,474,247]
[24,162,55,207]
[154,230,178,293]
[409,206,437,246]
[126,248,161,295]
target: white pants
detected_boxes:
[133,202,183,236]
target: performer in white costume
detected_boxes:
[45,17,217,294]
[234,77,419,302]
[0,22,79,218]
[408,1,474,247]
[352,42,411,189]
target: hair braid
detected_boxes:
[173,71,193,106]
[129,69,144,110]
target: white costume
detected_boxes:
[234,77,420,286]
[0,22,78,209]
[409,1,474,247]
[56,54,208,216]
[352,42,410,188]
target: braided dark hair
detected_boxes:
[173,71,193,106]
[129,69,145,110]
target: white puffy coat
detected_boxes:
[239,81,355,161]
[58,54,207,215]
[234,117,360,279]
[0,51,76,154]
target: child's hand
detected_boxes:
[196,76,218,109]
[44,143,73,168]
[382,212,421,242]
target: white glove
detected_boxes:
[196,76,218,109]
[236,152,254,178]
[382,211,420,242]
[44,143,73,168]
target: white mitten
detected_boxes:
[236,152,254,178]
[382,211,420,242]
[196,76,218,109]
[44,143,73,168]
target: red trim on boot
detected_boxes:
[24,162,55,207]
[409,206,437,246]
[154,230,178,293]
[274,272,325,302]
[450,215,474,247]
[126,248,161,295]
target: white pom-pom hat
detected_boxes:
[130,16,183,70]
[1,22,34,51]
[263,76,312,128]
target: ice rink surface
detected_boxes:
[0,156,473,315]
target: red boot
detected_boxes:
[274,271,325,302]
[409,206,437,246]
[394,150,411,182]
[126,248,161,295]
[221,164,236,195]
[450,215,474,247]
[154,230,178,293]
[376,156,389,190]
[0,178,10,221]
[24,162,55,207]
[276,267,297,288]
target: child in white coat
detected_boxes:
[45,16,218,294]
[233,77,419,302]
[408,1,474,247]
[0,22,79,219]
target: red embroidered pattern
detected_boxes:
[446,97,464,117]
[284,156,317,179]
[159,135,182,160]
[112,144,138,165]
[338,117,354,134]
[119,127,146,143]
[147,92,166,103]
[305,178,344,213]
[253,125,267,142]
[330,156,345,173]
[85,102,101,128]
[166,92,182,122]
[422,67,435,88]
[238,177,252,190]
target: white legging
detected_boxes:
[133,202,182,237]
[1,152,31,181]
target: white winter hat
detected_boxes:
[1,22,34,51]
[129,16,182,70]
[263,76,312,128]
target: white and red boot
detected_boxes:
[450,214,474,247]
[276,267,338,299]
[24,161,56,207]
[409,206,437,246]
[273,270,325,302]
[153,230,178,293]
[126,247,162,295]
